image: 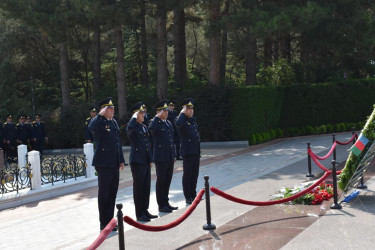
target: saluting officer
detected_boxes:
[89,97,125,232]
[32,114,48,154]
[85,107,98,143]
[3,114,17,157]
[167,100,182,160]
[149,100,178,213]
[126,102,157,222]
[176,98,201,205]
[16,114,29,145]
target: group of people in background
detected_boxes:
[87,97,201,232]
[0,114,48,157]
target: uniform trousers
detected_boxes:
[130,163,151,218]
[96,167,119,230]
[155,161,174,208]
[182,155,200,200]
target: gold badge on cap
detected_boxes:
[188,101,193,106]
[109,100,113,106]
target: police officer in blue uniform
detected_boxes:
[176,98,201,205]
[25,115,33,150]
[85,107,98,143]
[126,102,158,221]
[167,100,182,160]
[32,114,48,154]
[3,114,17,157]
[16,114,29,145]
[149,100,178,213]
[89,97,125,232]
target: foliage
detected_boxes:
[257,59,296,86]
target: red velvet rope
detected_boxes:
[210,171,331,206]
[308,142,337,160]
[87,218,117,250]
[124,189,205,232]
[335,134,358,145]
[308,150,342,174]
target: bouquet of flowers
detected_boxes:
[272,182,334,205]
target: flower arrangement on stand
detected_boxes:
[272,182,334,205]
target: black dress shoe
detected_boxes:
[137,215,151,222]
[176,156,183,160]
[112,225,118,232]
[158,206,173,213]
[145,210,158,219]
[186,198,193,205]
[167,204,178,210]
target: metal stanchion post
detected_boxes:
[116,204,125,250]
[203,176,216,230]
[306,142,314,178]
[330,160,342,210]
[332,134,336,162]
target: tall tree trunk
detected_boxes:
[246,32,256,85]
[92,25,101,100]
[220,0,230,83]
[264,36,272,67]
[156,7,168,100]
[140,0,149,86]
[279,33,291,63]
[115,26,127,121]
[273,38,279,62]
[208,0,221,85]
[59,42,72,112]
[173,2,187,86]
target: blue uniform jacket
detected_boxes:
[3,122,17,144]
[175,114,201,157]
[126,118,152,165]
[32,121,47,141]
[85,117,94,141]
[89,115,125,168]
[16,123,29,144]
[148,117,176,163]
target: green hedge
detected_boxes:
[230,79,375,140]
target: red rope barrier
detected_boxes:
[308,142,337,160]
[210,171,331,206]
[335,134,357,145]
[308,150,342,174]
[87,218,117,250]
[124,189,205,232]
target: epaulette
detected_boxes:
[32,121,36,124]
[4,122,7,125]
[16,123,19,126]
[86,117,91,120]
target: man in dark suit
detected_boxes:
[25,115,33,150]
[89,97,125,232]
[176,98,201,205]
[149,100,178,213]
[126,102,157,221]
[3,114,17,157]
[16,114,29,145]
[32,114,48,154]
[167,100,182,160]
[85,107,98,143]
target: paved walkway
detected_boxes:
[0,133,360,250]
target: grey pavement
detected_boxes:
[0,132,359,250]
